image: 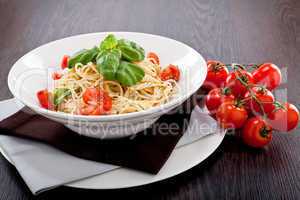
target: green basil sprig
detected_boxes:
[96,34,145,86]
[53,88,71,105]
[68,34,146,86]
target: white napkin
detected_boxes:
[0,98,221,194]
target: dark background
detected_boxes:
[0,0,299,199]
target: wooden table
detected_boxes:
[0,0,299,199]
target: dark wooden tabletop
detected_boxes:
[0,0,300,199]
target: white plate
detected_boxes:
[7,32,207,139]
[68,132,225,189]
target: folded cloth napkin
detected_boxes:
[0,107,191,174]
[0,98,220,194]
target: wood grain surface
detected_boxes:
[0,0,299,199]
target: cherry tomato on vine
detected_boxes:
[216,101,248,129]
[242,117,272,148]
[205,87,235,115]
[203,60,229,90]
[147,52,160,65]
[225,70,254,97]
[267,102,299,132]
[244,86,275,115]
[252,63,282,91]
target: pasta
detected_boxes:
[54,59,178,115]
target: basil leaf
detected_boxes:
[116,61,145,86]
[117,39,131,47]
[117,39,145,62]
[68,47,99,68]
[78,46,99,64]
[68,49,88,68]
[100,34,118,50]
[111,48,122,58]
[118,45,144,62]
[53,88,71,106]
[96,48,122,61]
[128,40,145,57]
[96,51,120,80]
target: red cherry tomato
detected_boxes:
[225,70,254,97]
[252,63,282,91]
[147,52,160,65]
[36,89,53,109]
[159,64,180,81]
[82,88,103,104]
[52,72,62,80]
[203,60,229,90]
[216,101,248,129]
[205,87,235,115]
[61,55,69,69]
[242,117,272,148]
[267,102,299,132]
[82,88,112,113]
[244,86,275,115]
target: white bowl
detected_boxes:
[7,32,207,139]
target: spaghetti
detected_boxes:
[54,59,179,115]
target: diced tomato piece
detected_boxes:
[61,55,69,69]
[147,52,160,65]
[36,89,53,109]
[82,88,104,105]
[102,94,113,111]
[81,88,112,115]
[52,72,62,80]
[159,64,180,81]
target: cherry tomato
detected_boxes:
[82,88,112,112]
[267,102,299,132]
[147,52,160,65]
[252,63,282,91]
[244,86,275,115]
[61,55,69,69]
[83,88,104,104]
[205,87,235,115]
[203,60,229,90]
[36,89,53,109]
[160,64,180,81]
[225,70,254,97]
[52,72,62,80]
[216,101,248,129]
[242,117,272,148]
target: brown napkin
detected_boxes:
[0,102,193,174]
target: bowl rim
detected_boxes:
[8,32,207,122]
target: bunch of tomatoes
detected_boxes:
[203,60,299,148]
